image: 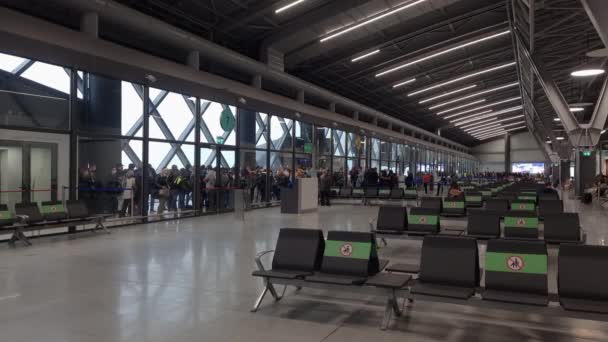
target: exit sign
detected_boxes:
[582,151,592,157]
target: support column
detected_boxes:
[296,90,305,103]
[353,111,359,121]
[252,74,262,89]
[575,149,597,196]
[504,133,511,173]
[187,51,201,213]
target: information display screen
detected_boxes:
[511,162,544,174]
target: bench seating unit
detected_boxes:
[378,188,391,199]
[503,211,539,239]
[479,189,492,201]
[364,187,379,199]
[0,204,17,227]
[441,198,466,216]
[559,244,608,313]
[538,199,563,218]
[352,188,364,198]
[372,206,407,235]
[539,192,559,201]
[466,210,500,239]
[403,189,418,200]
[408,207,440,235]
[420,197,442,214]
[411,236,479,299]
[389,188,403,200]
[465,192,483,208]
[510,200,536,212]
[338,187,353,198]
[252,228,411,329]
[543,213,581,243]
[484,198,509,217]
[40,201,68,221]
[15,202,45,224]
[482,239,548,306]
[517,194,537,203]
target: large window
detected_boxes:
[0,53,70,130]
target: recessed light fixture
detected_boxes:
[501,121,526,128]
[466,124,501,134]
[407,62,516,97]
[392,78,416,89]
[554,118,561,121]
[449,109,493,124]
[419,85,477,104]
[569,107,584,112]
[428,82,518,110]
[351,49,380,62]
[477,133,507,140]
[275,0,307,14]
[320,0,428,42]
[375,30,511,77]
[571,69,605,77]
[546,140,552,143]
[601,129,606,135]
[443,97,521,119]
[556,136,565,140]
[459,115,524,130]
[474,130,506,138]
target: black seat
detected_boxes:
[466,210,500,239]
[442,198,465,216]
[559,244,608,313]
[374,206,407,234]
[483,239,548,306]
[378,188,391,199]
[306,231,379,285]
[485,199,509,217]
[538,200,563,218]
[40,201,68,221]
[15,202,45,224]
[510,200,536,212]
[0,204,17,227]
[352,188,364,198]
[408,207,440,235]
[411,236,479,299]
[252,228,325,279]
[465,192,483,208]
[403,189,418,200]
[544,213,581,243]
[517,194,537,203]
[504,211,539,239]
[389,188,403,200]
[66,200,90,219]
[364,187,378,198]
[539,192,559,201]
[420,197,442,215]
[339,187,353,198]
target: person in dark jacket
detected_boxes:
[319,169,332,206]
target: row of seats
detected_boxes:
[331,187,419,200]
[373,206,581,243]
[0,200,107,245]
[413,235,608,313]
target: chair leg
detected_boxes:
[381,297,393,330]
[251,286,269,312]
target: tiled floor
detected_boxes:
[1,191,608,341]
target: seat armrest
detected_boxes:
[15,215,29,223]
[255,250,275,272]
[369,217,377,231]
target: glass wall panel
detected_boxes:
[201,101,237,146]
[294,121,313,153]
[148,89,196,142]
[333,129,346,157]
[270,152,292,201]
[77,136,143,217]
[239,109,267,149]
[317,127,331,156]
[295,153,312,176]
[0,53,69,130]
[240,149,268,205]
[270,115,293,151]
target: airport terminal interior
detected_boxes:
[2,0,608,341]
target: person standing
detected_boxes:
[120,170,136,217]
[319,169,332,206]
[204,167,217,211]
[422,172,431,194]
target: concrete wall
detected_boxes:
[473,132,546,172]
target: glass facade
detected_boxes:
[0,51,479,224]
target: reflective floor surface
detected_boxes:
[1,191,608,341]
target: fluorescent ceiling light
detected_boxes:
[506,126,527,132]
[452,106,523,125]
[477,132,507,140]
[443,97,521,119]
[448,109,493,123]
[546,140,552,143]
[429,82,519,110]
[351,49,380,62]
[436,99,486,115]
[473,130,506,139]
[601,129,606,135]
[320,0,428,42]
[408,62,516,97]
[466,121,524,135]
[376,30,511,77]
[569,107,584,112]
[275,0,307,14]
[392,78,416,88]
[501,121,525,128]
[471,126,505,135]
[554,118,561,121]
[419,85,477,104]
[467,125,501,135]
[463,121,501,132]
[556,136,565,140]
[571,69,605,77]
[459,114,524,130]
